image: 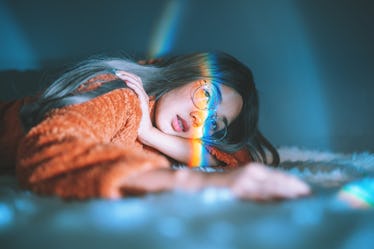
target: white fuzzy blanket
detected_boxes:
[278,146,374,187]
[1,146,374,249]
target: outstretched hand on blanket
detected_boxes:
[221,163,311,200]
[124,163,311,201]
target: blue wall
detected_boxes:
[1,0,373,153]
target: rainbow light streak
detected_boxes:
[148,0,185,58]
[340,178,374,208]
[189,56,218,167]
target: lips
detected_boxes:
[172,115,189,132]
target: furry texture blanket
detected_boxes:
[1,146,374,249]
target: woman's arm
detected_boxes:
[140,127,217,166]
[115,71,218,167]
[16,88,170,199]
[123,163,311,201]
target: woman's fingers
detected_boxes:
[114,70,148,101]
[115,70,142,84]
[115,71,141,86]
[229,163,311,201]
[113,70,153,138]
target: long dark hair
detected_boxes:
[20,51,279,166]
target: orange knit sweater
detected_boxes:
[0,76,251,199]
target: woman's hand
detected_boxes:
[115,71,155,142]
[123,163,310,201]
[223,163,311,201]
[175,163,311,201]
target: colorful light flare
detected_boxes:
[189,58,218,167]
[338,178,374,208]
[148,0,185,58]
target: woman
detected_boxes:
[0,51,310,200]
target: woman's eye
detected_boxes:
[212,122,218,131]
[193,84,219,110]
[203,89,211,99]
[207,119,218,131]
[199,89,210,104]
[202,88,215,105]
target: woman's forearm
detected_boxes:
[139,127,218,167]
[122,168,227,194]
[122,163,311,201]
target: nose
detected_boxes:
[190,111,205,127]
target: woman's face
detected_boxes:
[154,80,243,140]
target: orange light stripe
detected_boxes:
[189,56,215,167]
[189,111,207,166]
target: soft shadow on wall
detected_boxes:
[295,0,374,154]
[0,0,373,154]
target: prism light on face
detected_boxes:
[189,60,224,167]
[154,58,243,168]
[189,88,211,167]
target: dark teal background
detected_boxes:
[1,0,373,153]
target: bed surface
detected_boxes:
[1,147,374,249]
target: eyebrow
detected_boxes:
[212,84,230,124]
[212,84,222,103]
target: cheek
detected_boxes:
[154,96,180,132]
[154,102,169,131]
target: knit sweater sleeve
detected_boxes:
[16,88,170,199]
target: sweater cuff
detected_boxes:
[205,146,252,167]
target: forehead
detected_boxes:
[216,84,243,124]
